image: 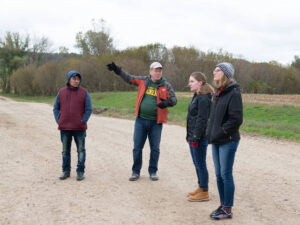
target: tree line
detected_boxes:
[1,22,300,96]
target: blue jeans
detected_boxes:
[60,130,86,173]
[132,117,163,175]
[212,141,239,207]
[189,140,209,189]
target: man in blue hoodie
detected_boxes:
[53,71,92,181]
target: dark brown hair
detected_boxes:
[190,72,215,95]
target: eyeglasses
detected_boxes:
[71,77,80,81]
[213,69,222,73]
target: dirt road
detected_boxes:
[0,97,299,225]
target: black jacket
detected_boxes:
[206,82,243,145]
[186,93,212,142]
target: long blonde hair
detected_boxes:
[213,73,234,89]
[190,72,215,95]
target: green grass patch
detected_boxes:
[242,104,300,141]
[90,92,137,109]
[0,93,55,104]
[2,92,300,142]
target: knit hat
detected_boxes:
[216,62,234,79]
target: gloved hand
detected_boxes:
[191,142,199,148]
[157,100,168,109]
[106,62,122,75]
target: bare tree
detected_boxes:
[75,19,114,56]
[28,36,52,65]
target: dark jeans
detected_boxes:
[212,141,239,207]
[189,140,209,189]
[132,117,163,175]
[60,130,86,173]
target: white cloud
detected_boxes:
[0,0,299,64]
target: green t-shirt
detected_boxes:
[139,77,163,120]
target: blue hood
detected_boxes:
[66,70,82,87]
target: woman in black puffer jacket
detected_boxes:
[186,72,214,202]
[206,62,243,220]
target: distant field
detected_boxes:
[242,94,300,106]
[177,93,300,106]
[2,92,300,141]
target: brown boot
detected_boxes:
[188,190,209,202]
[188,185,202,196]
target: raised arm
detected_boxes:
[106,61,143,86]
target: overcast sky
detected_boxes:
[1,0,299,65]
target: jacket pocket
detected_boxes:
[158,87,169,101]
[212,126,227,142]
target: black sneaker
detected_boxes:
[59,172,70,180]
[149,173,159,181]
[210,205,223,217]
[129,173,140,181]
[210,208,232,220]
[76,172,85,181]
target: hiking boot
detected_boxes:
[59,172,70,180]
[210,208,232,220]
[188,190,209,202]
[210,206,223,217]
[129,173,140,181]
[76,172,85,181]
[188,185,202,196]
[149,173,159,181]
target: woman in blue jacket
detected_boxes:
[186,72,214,202]
[206,62,243,220]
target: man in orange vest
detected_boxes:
[107,62,177,181]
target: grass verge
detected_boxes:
[2,92,300,142]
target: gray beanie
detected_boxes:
[216,62,234,79]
